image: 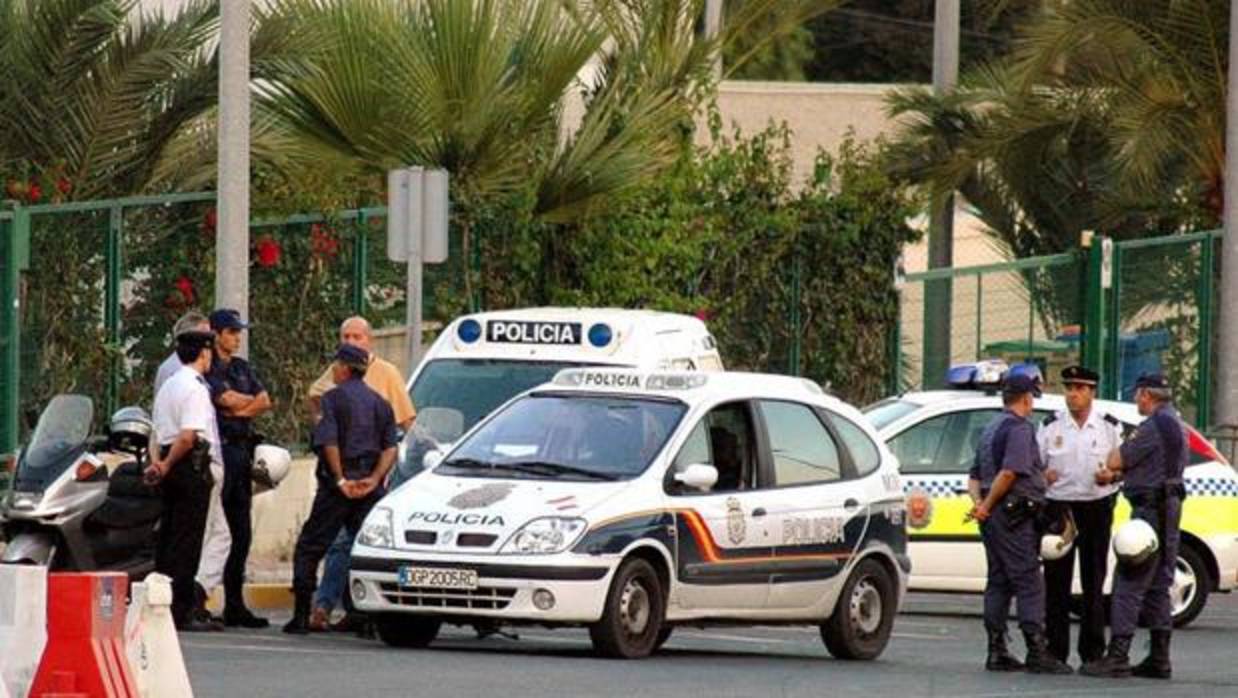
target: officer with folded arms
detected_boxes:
[967,373,1071,674]
[148,329,221,632]
[1038,365,1123,666]
[284,344,399,635]
[1082,373,1188,679]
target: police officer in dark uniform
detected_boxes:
[1081,373,1188,679]
[206,308,273,628]
[283,344,399,635]
[967,373,1071,674]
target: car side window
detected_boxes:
[669,402,757,494]
[828,413,881,476]
[760,400,843,487]
[890,410,1001,474]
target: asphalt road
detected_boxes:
[184,592,1238,698]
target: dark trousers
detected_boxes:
[291,476,384,597]
[981,505,1045,635]
[155,457,212,627]
[221,440,254,610]
[1111,497,1182,637]
[1043,495,1115,662]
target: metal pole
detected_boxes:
[922,0,959,388]
[405,246,423,379]
[1217,0,1238,426]
[217,0,251,356]
[0,212,23,456]
[105,207,123,418]
[1198,237,1216,428]
[704,0,723,82]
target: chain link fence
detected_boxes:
[898,231,1222,429]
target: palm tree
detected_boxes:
[0,0,222,199]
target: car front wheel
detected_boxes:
[589,558,666,659]
[1171,544,1210,628]
[374,614,441,648]
[822,558,896,660]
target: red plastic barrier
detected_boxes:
[29,573,138,698]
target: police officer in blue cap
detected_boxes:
[1081,373,1187,679]
[967,372,1071,674]
[284,344,399,635]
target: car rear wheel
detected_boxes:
[822,558,896,661]
[1171,544,1209,628]
[374,614,441,648]
[653,626,673,652]
[589,558,665,659]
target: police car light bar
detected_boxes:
[946,360,1009,389]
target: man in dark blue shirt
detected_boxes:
[1082,373,1188,679]
[206,308,272,628]
[967,374,1070,674]
[284,344,399,635]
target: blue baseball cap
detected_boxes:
[1002,373,1042,398]
[209,308,248,331]
[332,343,370,369]
[1134,373,1169,391]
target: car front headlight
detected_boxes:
[357,506,395,549]
[500,517,588,555]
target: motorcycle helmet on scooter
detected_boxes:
[1113,518,1159,567]
[108,406,152,456]
[252,444,292,493]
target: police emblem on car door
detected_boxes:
[726,497,746,545]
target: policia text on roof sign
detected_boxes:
[487,321,582,345]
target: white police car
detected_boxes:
[394,308,723,485]
[865,361,1238,627]
[352,369,909,659]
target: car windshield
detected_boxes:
[409,359,598,435]
[439,393,687,481]
[863,398,922,431]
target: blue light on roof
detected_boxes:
[457,318,482,343]
[587,323,612,348]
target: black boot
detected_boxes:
[1023,628,1074,674]
[1080,635,1133,678]
[282,592,312,635]
[985,629,1026,672]
[1132,630,1172,679]
[224,605,271,629]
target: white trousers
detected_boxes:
[195,462,231,592]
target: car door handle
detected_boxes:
[844,498,860,511]
[752,507,767,517]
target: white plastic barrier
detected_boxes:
[0,564,48,698]
[125,573,194,698]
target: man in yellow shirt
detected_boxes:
[306,316,415,632]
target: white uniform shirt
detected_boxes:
[1037,408,1122,501]
[153,352,180,396]
[152,364,222,466]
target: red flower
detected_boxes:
[56,177,72,195]
[693,308,714,323]
[174,276,196,305]
[26,182,42,203]
[203,208,217,231]
[256,237,281,268]
[310,224,340,260]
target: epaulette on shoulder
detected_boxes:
[1042,413,1058,427]
[1103,413,1120,426]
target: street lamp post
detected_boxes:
[217,0,251,355]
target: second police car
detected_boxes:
[865,360,1238,627]
[392,307,724,486]
[351,368,908,659]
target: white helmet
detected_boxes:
[1040,514,1077,561]
[1113,519,1159,566]
[253,445,292,493]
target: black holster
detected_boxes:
[1002,495,1043,529]
[161,438,214,488]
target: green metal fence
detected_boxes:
[897,231,1221,428]
[0,193,467,456]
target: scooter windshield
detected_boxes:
[15,394,93,490]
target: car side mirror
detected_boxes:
[673,463,718,491]
[423,448,446,470]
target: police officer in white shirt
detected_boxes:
[154,310,209,395]
[149,329,224,632]
[1037,365,1123,666]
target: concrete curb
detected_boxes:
[206,584,294,611]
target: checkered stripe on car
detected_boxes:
[902,479,966,498]
[1187,478,1238,497]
